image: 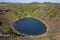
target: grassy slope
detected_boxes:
[0,4,59,19]
[0,3,60,38]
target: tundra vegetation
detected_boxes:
[0,3,60,40]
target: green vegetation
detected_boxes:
[0,4,59,19]
[0,4,48,18]
[49,8,58,18]
[0,3,60,39]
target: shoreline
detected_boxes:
[11,16,49,37]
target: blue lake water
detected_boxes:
[14,18,47,35]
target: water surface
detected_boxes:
[14,18,47,35]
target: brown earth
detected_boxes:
[0,4,60,40]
